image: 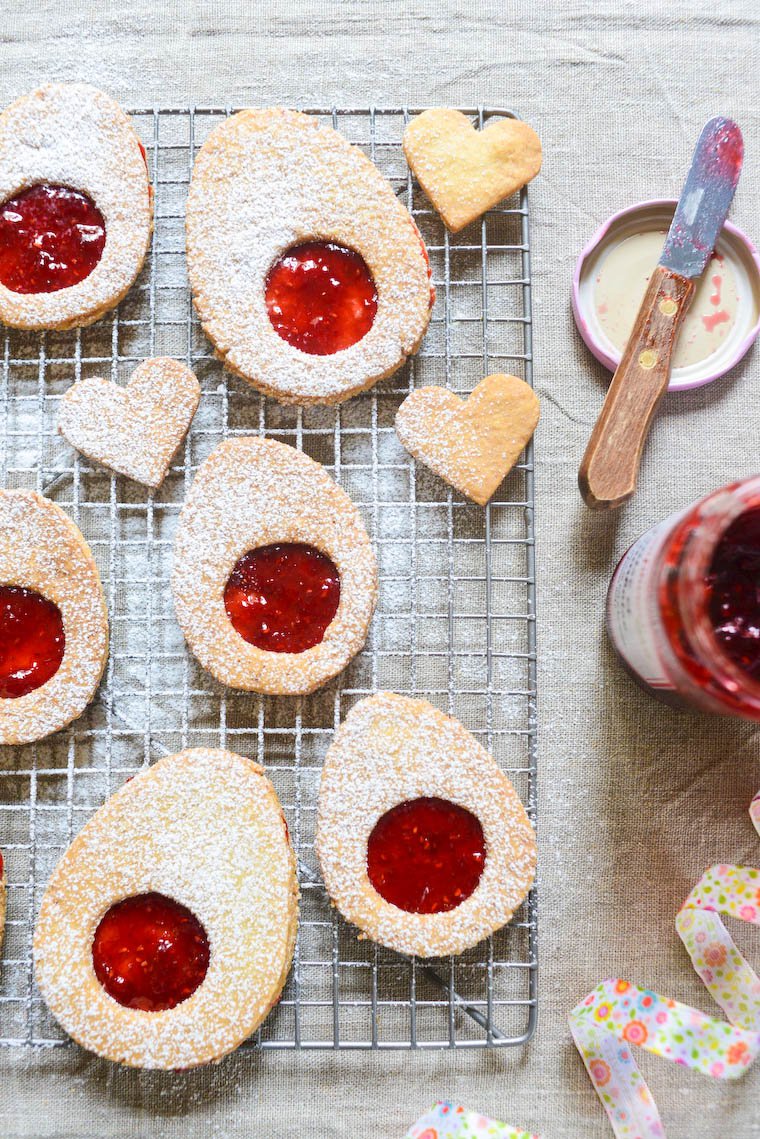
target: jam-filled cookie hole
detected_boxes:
[265,241,378,355]
[92,892,210,1012]
[367,797,486,914]
[224,542,341,654]
[0,585,65,699]
[0,183,106,294]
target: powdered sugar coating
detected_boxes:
[171,437,378,695]
[0,84,152,330]
[395,374,540,506]
[185,108,433,405]
[58,357,201,488]
[0,491,109,745]
[33,748,298,1069]
[316,692,536,957]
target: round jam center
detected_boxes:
[0,183,106,294]
[92,892,210,1012]
[706,505,760,679]
[0,586,65,699]
[265,241,378,355]
[367,797,486,915]
[224,542,340,654]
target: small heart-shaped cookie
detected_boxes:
[395,374,539,506]
[59,358,200,489]
[403,109,542,232]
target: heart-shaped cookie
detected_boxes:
[59,358,200,489]
[403,109,542,232]
[395,374,539,506]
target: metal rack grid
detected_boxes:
[0,106,537,1051]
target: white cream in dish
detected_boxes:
[572,200,760,391]
[594,229,740,369]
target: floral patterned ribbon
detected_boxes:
[569,792,760,1138]
[403,1101,539,1139]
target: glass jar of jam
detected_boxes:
[606,475,760,719]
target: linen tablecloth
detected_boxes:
[2,2,759,1135]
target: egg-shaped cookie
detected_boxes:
[0,491,109,745]
[171,437,377,695]
[317,692,536,957]
[33,748,298,1069]
[0,83,152,330]
[186,107,434,404]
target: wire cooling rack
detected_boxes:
[0,106,536,1050]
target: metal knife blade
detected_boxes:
[660,116,743,279]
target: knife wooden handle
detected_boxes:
[579,265,695,510]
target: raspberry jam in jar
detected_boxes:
[92,892,210,1012]
[0,585,65,698]
[265,241,377,355]
[224,542,340,653]
[366,797,486,914]
[606,475,760,718]
[0,184,106,294]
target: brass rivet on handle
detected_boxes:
[659,298,678,316]
[638,348,658,369]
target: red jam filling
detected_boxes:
[706,506,760,679]
[92,892,210,1012]
[224,542,340,654]
[265,241,377,355]
[367,797,486,915]
[0,586,65,699]
[0,183,106,294]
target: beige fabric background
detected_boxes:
[2,1,760,1135]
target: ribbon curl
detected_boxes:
[569,793,760,1138]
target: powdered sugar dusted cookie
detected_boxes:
[58,358,201,489]
[34,748,298,1068]
[395,374,539,506]
[186,108,434,405]
[171,437,378,695]
[0,491,108,745]
[316,692,536,957]
[0,84,152,330]
[403,109,541,232]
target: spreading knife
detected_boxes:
[578,116,744,510]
